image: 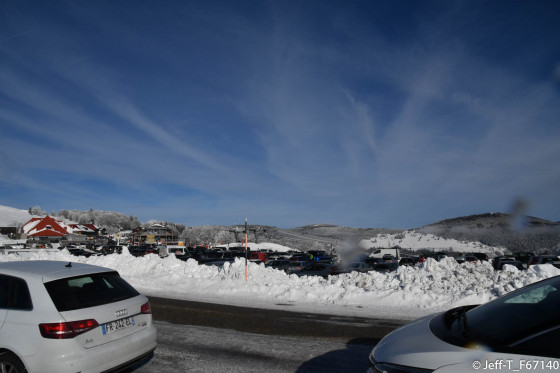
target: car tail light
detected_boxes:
[140,301,152,314]
[39,319,99,339]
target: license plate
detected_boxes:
[102,317,135,335]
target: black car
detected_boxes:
[66,248,99,258]
[514,251,535,265]
[371,261,399,273]
[291,263,333,278]
[331,262,370,275]
[399,257,421,267]
[529,255,560,269]
[470,252,489,261]
[496,259,524,271]
[463,254,478,263]
[265,259,291,272]
[128,245,159,257]
[365,257,399,272]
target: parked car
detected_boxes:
[470,252,489,261]
[265,259,291,272]
[492,255,516,269]
[99,245,122,255]
[371,261,399,273]
[463,254,478,264]
[331,262,370,275]
[529,255,560,269]
[0,260,157,373]
[289,253,311,262]
[291,263,333,278]
[364,257,384,267]
[425,252,448,262]
[175,253,193,262]
[496,259,524,271]
[65,248,101,258]
[249,252,269,263]
[128,245,159,257]
[453,254,466,264]
[307,250,330,262]
[287,259,310,273]
[368,275,560,372]
[514,251,535,266]
[266,252,290,260]
[381,254,398,262]
[398,256,421,267]
[365,257,399,273]
[369,248,400,259]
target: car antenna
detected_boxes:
[65,262,72,268]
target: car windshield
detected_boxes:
[464,276,560,345]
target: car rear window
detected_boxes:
[44,271,140,312]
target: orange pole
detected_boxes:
[244,231,248,281]
[244,218,248,282]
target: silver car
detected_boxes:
[368,275,560,372]
[0,260,157,373]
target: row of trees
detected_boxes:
[28,206,142,233]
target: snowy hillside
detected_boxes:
[359,230,505,255]
[0,205,36,226]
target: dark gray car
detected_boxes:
[265,259,291,272]
[291,263,333,278]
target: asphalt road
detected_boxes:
[148,296,407,343]
[138,297,409,372]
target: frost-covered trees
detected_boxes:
[28,206,46,216]
[53,209,141,232]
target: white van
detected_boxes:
[369,248,400,259]
[160,245,188,257]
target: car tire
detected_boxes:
[0,351,26,373]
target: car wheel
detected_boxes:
[0,352,26,373]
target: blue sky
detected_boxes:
[1,1,559,228]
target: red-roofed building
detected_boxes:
[22,216,68,237]
[66,223,99,237]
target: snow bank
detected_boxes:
[1,250,558,320]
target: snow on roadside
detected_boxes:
[0,248,558,320]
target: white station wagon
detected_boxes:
[0,260,157,373]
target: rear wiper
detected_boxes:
[443,305,477,331]
[458,309,470,337]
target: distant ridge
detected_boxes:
[418,212,560,252]
[425,212,559,229]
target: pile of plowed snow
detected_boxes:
[0,248,557,320]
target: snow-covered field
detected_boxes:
[359,231,505,255]
[0,245,558,320]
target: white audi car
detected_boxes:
[369,274,560,372]
[0,260,157,373]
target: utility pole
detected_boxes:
[244,218,248,282]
